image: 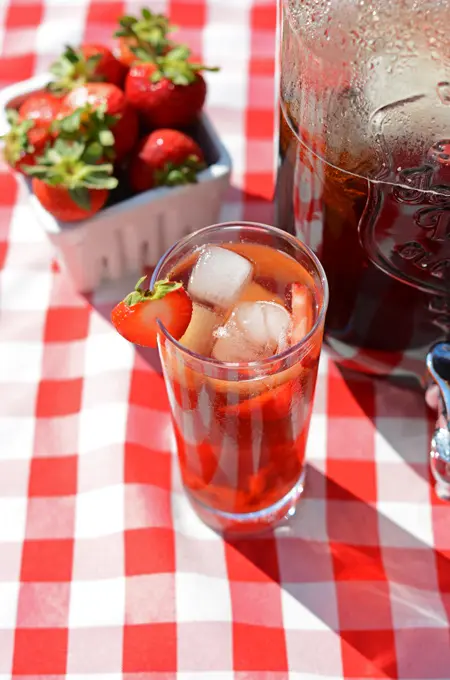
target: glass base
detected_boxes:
[186,467,306,537]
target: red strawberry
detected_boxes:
[114,7,175,67]
[33,180,109,222]
[129,129,205,193]
[125,45,218,129]
[18,91,62,126]
[111,277,193,348]
[49,44,127,94]
[23,138,117,222]
[60,83,138,162]
[291,283,314,344]
[2,92,62,173]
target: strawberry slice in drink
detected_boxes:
[111,276,193,348]
[291,282,314,344]
[220,381,294,421]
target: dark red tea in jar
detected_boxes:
[275,0,450,379]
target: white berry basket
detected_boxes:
[0,73,232,293]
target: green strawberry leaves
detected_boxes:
[1,109,35,164]
[140,45,219,86]
[22,138,118,210]
[155,155,206,187]
[49,45,104,95]
[124,276,183,307]
[68,187,92,211]
[52,103,118,161]
[115,7,177,62]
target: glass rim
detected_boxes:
[150,220,329,369]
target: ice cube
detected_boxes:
[178,303,223,356]
[188,246,253,311]
[212,301,292,363]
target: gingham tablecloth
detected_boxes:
[1,1,449,678]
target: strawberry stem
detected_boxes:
[114,8,176,59]
[1,109,38,165]
[22,138,118,204]
[155,155,206,187]
[136,45,219,85]
[52,104,118,161]
[49,45,104,95]
[124,278,182,307]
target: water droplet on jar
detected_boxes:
[428,139,450,165]
[437,81,450,105]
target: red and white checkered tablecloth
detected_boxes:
[0,1,449,678]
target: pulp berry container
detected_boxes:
[0,73,232,293]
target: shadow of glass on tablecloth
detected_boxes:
[329,364,435,483]
[225,465,450,679]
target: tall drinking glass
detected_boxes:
[151,222,328,534]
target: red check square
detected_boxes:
[123,623,177,672]
[125,528,175,576]
[36,378,83,417]
[327,460,377,502]
[86,0,125,24]
[128,369,170,411]
[435,549,450,592]
[251,3,276,29]
[28,456,77,497]
[233,623,288,672]
[12,628,68,675]
[332,543,386,581]
[44,307,90,342]
[171,1,206,27]
[246,108,274,138]
[0,241,7,269]
[21,539,73,582]
[244,172,275,201]
[124,443,171,489]
[0,55,35,86]
[225,538,280,583]
[6,2,43,27]
[327,367,376,418]
[340,629,398,678]
[0,173,18,206]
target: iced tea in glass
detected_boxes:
[151,221,328,534]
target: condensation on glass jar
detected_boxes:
[275,0,450,382]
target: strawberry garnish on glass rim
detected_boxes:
[115,7,176,60]
[111,276,193,348]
